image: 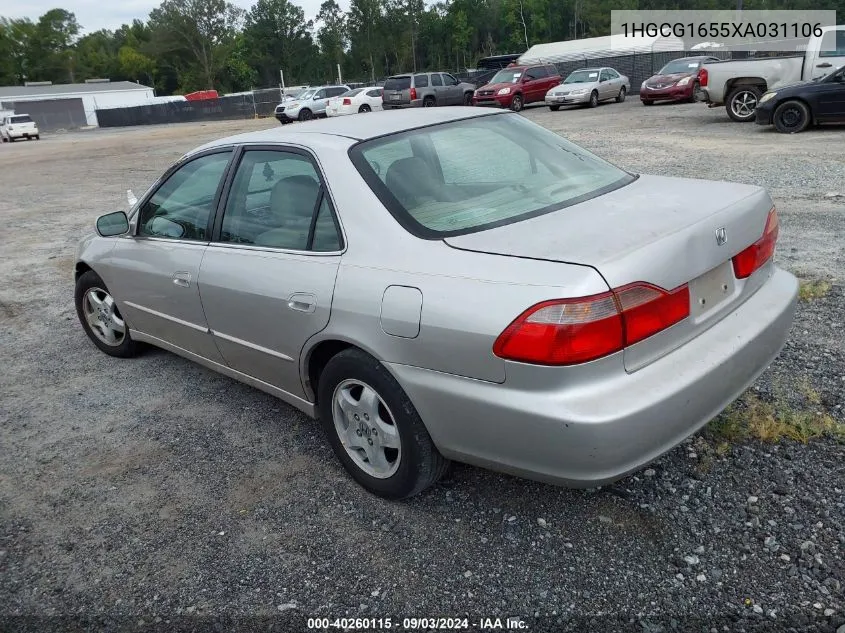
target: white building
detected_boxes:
[0,79,155,127]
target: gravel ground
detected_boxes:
[1,103,843,633]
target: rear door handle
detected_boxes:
[817,62,833,68]
[172,271,191,287]
[287,292,316,313]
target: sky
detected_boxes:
[0,0,350,33]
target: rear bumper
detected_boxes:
[640,84,692,101]
[387,266,798,487]
[383,99,422,109]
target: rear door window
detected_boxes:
[384,76,411,91]
[414,74,429,88]
[431,73,443,86]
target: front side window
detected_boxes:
[442,73,459,86]
[138,151,232,240]
[490,69,523,84]
[600,70,610,81]
[350,113,633,237]
[606,69,620,79]
[219,150,341,251]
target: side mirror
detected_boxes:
[96,211,130,237]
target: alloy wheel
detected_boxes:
[731,90,758,119]
[82,287,126,347]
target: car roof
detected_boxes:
[195,107,507,152]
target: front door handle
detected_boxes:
[288,292,316,313]
[173,271,191,288]
[817,62,833,68]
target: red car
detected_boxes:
[640,56,720,106]
[473,64,561,112]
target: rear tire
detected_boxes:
[689,81,703,103]
[773,99,811,134]
[317,348,449,499]
[510,94,523,112]
[75,270,138,358]
[549,105,560,111]
[34,135,40,140]
[726,85,762,122]
[616,87,627,103]
[358,104,371,113]
[298,108,313,121]
[463,92,474,106]
[423,96,436,107]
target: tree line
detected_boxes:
[1,0,842,95]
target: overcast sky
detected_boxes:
[0,0,349,33]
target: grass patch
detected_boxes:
[708,391,844,444]
[798,279,832,302]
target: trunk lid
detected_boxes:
[444,174,775,371]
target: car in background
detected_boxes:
[1,114,39,142]
[326,87,383,117]
[473,64,561,111]
[275,85,350,123]
[702,25,845,122]
[640,56,720,106]
[545,67,630,109]
[280,86,310,103]
[74,108,797,499]
[755,64,845,133]
[382,72,476,108]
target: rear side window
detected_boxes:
[414,74,429,88]
[384,76,411,90]
[528,66,547,79]
[328,87,347,97]
[431,73,443,86]
[366,89,382,97]
[11,115,33,123]
[819,28,845,57]
[546,65,558,76]
[350,114,633,238]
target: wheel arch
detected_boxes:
[302,337,384,404]
[726,77,768,95]
[74,260,93,282]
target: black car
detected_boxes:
[755,65,845,133]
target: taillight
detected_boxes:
[493,283,690,366]
[699,68,708,87]
[410,87,417,100]
[732,207,779,279]
[343,98,352,105]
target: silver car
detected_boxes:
[75,108,798,499]
[275,85,350,123]
[545,67,631,109]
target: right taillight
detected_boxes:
[493,283,690,366]
[342,98,352,105]
[699,68,708,87]
[410,87,417,100]
[732,207,779,279]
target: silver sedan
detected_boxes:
[545,67,631,109]
[74,108,798,499]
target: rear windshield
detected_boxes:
[384,76,411,91]
[349,113,633,238]
[11,115,33,123]
[341,88,364,97]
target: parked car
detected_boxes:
[1,114,39,142]
[545,67,630,109]
[473,64,561,111]
[280,86,310,102]
[755,64,845,133]
[326,87,383,117]
[74,108,798,499]
[640,56,720,106]
[702,24,845,122]
[274,85,350,123]
[381,72,475,108]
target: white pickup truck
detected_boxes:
[701,24,845,121]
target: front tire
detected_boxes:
[317,348,449,499]
[75,270,138,358]
[298,108,313,121]
[510,94,523,112]
[616,87,627,103]
[773,100,811,134]
[690,81,703,103]
[549,105,560,111]
[726,85,762,122]
[642,99,654,106]
[588,91,599,108]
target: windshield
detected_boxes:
[297,90,316,100]
[490,69,523,84]
[659,59,702,74]
[350,113,633,238]
[564,70,600,84]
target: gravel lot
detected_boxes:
[1,102,843,633]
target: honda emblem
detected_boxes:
[715,227,727,246]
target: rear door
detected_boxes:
[523,66,547,103]
[430,72,447,103]
[198,146,343,398]
[441,73,463,104]
[414,74,431,104]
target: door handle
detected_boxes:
[287,292,316,313]
[817,62,833,68]
[172,271,191,288]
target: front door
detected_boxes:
[109,150,233,362]
[441,73,463,104]
[814,69,845,121]
[198,147,343,398]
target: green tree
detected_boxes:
[243,0,319,86]
[317,0,347,82]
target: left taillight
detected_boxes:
[342,98,352,105]
[732,207,779,279]
[493,282,690,366]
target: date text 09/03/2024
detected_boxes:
[307,617,528,630]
